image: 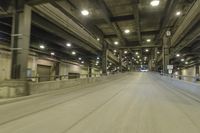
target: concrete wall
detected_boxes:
[0,73,125,98]
[0,81,28,98]
[174,66,196,82]
[0,50,11,81]
[0,49,101,81]
[29,73,123,95]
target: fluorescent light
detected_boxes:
[81,10,89,16]
[40,45,45,49]
[72,51,76,55]
[135,52,139,55]
[97,57,100,60]
[81,61,84,64]
[181,59,185,62]
[145,49,149,52]
[50,52,55,56]
[157,51,160,54]
[176,11,181,16]
[176,54,180,57]
[150,0,160,6]
[114,41,119,45]
[78,57,82,60]
[185,61,188,64]
[97,38,100,41]
[137,56,140,58]
[124,50,128,54]
[114,50,117,53]
[66,43,71,47]
[147,39,151,42]
[124,29,130,34]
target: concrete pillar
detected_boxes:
[88,64,92,77]
[155,48,158,60]
[11,1,32,79]
[195,64,199,81]
[178,69,182,80]
[55,62,60,80]
[102,42,108,75]
[119,50,123,72]
[162,35,170,74]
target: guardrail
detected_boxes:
[162,73,200,83]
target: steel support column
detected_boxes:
[88,64,92,78]
[119,50,123,72]
[11,2,32,79]
[102,42,108,75]
[163,35,170,74]
[195,64,199,81]
[55,62,60,79]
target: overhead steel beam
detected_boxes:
[157,0,178,41]
[170,24,200,58]
[171,0,200,47]
[0,0,12,11]
[51,1,104,39]
[32,13,98,55]
[119,45,161,49]
[91,0,127,46]
[132,0,141,42]
[110,15,134,22]
[26,0,59,5]
[104,30,160,38]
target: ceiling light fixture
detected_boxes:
[39,45,45,49]
[185,61,188,65]
[97,38,100,41]
[150,0,160,7]
[157,51,160,54]
[181,58,185,62]
[78,57,82,60]
[114,50,117,53]
[81,10,89,16]
[81,61,84,64]
[124,50,128,54]
[147,39,151,42]
[114,41,119,45]
[135,52,139,55]
[72,51,76,55]
[176,11,181,16]
[50,52,55,56]
[66,43,71,47]
[124,29,130,34]
[145,49,149,52]
[176,54,180,57]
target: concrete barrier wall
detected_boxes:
[29,74,124,95]
[0,73,125,98]
[0,81,28,98]
[159,75,200,98]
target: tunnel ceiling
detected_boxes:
[0,0,199,68]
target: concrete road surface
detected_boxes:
[0,72,200,133]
